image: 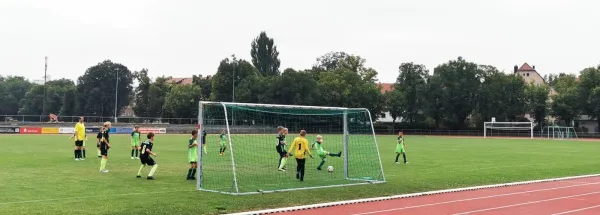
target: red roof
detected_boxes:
[377,83,394,94]
[518,63,536,71]
[168,78,193,85]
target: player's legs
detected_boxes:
[203,143,207,154]
[328,151,342,157]
[74,144,79,160]
[278,153,287,171]
[317,153,327,170]
[187,162,197,180]
[147,158,157,180]
[81,146,86,159]
[96,143,101,158]
[131,145,136,159]
[100,144,109,173]
[295,158,301,179]
[395,153,400,163]
[138,156,148,177]
[298,158,306,181]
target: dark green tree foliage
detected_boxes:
[383,89,404,125]
[551,73,578,93]
[525,83,550,126]
[147,76,172,118]
[250,31,280,76]
[0,76,33,115]
[193,75,212,100]
[210,58,259,102]
[133,69,151,117]
[551,87,580,126]
[476,67,526,123]
[272,68,319,105]
[164,84,202,118]
[433,57,482,128]
[312,52,382,119]
[20,79,75,115]
[578,66,600,128]
[75,60,133,117]
[424,75,445,128]
[394,62,428,123]
[60,86,76,116]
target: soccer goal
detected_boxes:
[484,121,534,139]
[196,101,386,195]
[543,126,578,140]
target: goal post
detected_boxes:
[483,121,534,139]
[543,126,578,140]
[197,101,386,195]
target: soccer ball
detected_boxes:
[327,166,334,173]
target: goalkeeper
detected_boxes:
[276,126,287,171]
[287,130,313,182]
[395,131,408,164]
[311,135,342,171]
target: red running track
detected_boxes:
[280,176,600,215]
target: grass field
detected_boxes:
[1,134,599,215]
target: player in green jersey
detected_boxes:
[187,130,199,180]
[395,131,408,164]
[130,126,141,159]
[218,129,228,156]
[311,135,342,171]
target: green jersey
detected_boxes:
[131,131,141,146]
[314,141,325,153]
[188,137,198,163]
[396,136,405,153]
[220,133,227,146]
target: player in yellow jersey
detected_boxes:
[69,117,86,161]
[287,130,313,181]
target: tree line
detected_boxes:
[1,31,600,130]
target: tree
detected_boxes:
[393,62,428,123]
[433,57,482,128]
[1,76,33,115]
[383,89,404,125]
[75,60,134,117]
[19,78,75,115]
[551,73,578,93]
[424,75,445,128]
[132,69,151,117]
[587,87,600,129]
[164,84,202,118]
[476,67,526,124]
[146,76,172,118]
[192,75,212,100]
[210,58,259,102]
[578,66,600,128]
[271,68,319,105]
[525,83,550,126]
[551,87,580,126]
[250,31,281,76]
[60,86,76,116]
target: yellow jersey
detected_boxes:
[287,137,312,159]
[75,122,86,141]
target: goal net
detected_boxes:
[197,101,386,195]
[484,122,534,139]
[543,126,578,140]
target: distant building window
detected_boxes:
[526,73,529,76]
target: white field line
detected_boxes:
[225,174,600,215]
[0,190,192,205]
[453,191,600,215]
[550,204,600,215]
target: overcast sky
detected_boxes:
[1,0,599,84]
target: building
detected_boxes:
[513,63,557,124]
[168,77,194,85]
[376,83,400,123]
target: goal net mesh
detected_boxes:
[197,102,385,195]
[543,126,578,139]
[484,122,533,138]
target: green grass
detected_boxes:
[1,135,599,215]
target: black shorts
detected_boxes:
[75,140,84,147]
[100,143,109,156]
[141,156,156,166]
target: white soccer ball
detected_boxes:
[327,166,334,173]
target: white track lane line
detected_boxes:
[351,182,600,215]
[550,204,600,215]
[453,191,600,215]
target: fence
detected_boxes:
[1,115,197,125]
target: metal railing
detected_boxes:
[0,115,197,125]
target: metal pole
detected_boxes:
[43,56,47,115]
[114,68,119,123]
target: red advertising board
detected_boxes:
[20,127,42,134]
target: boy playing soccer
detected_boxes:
[311,135,342,170]
[137,132,158,180]
[187,130,199,180]
[287,130,313,182]
[218,129,227,156]
[130,126,141,159]
[202,129,207,154]
[99,121,111,173]
[395,131,408,164]
[276,126,287,171]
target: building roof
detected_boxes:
[377,83,394,94]
[168,77,193,85]
[518,63,536,72]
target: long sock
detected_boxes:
[82,150,86,158]
[331,152,342,157]
[74,150,78,159]
[317,160,325,169]
[137,165,145,176]
[97,149,101,156]
[135,149,138,157]
[395,154,400,162]
[148,164,158,177]
[278,156,283,168]
[279,157,287,169]
[78,150,83,158]
[300,161,305,181]
[100,158,107,171]
[203,145,207,154]
[131,149,134,157]
[187,168,193,179]
[403,153,407,163]
[191,169,196,178]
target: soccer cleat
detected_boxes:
[97,156,102,158]
[317,168,322,171]
[80,158,85,161]
[404,162,409,164]
[75,158,80,161]
[191,177,196,180]
[278,169,286,172]
[147,176,154,180]
[136,175,142,178]
[136,157,140,160]
[296,173,300,179]
[395,162,399,164]
[131,157,134,160]
[100,169,109,173]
